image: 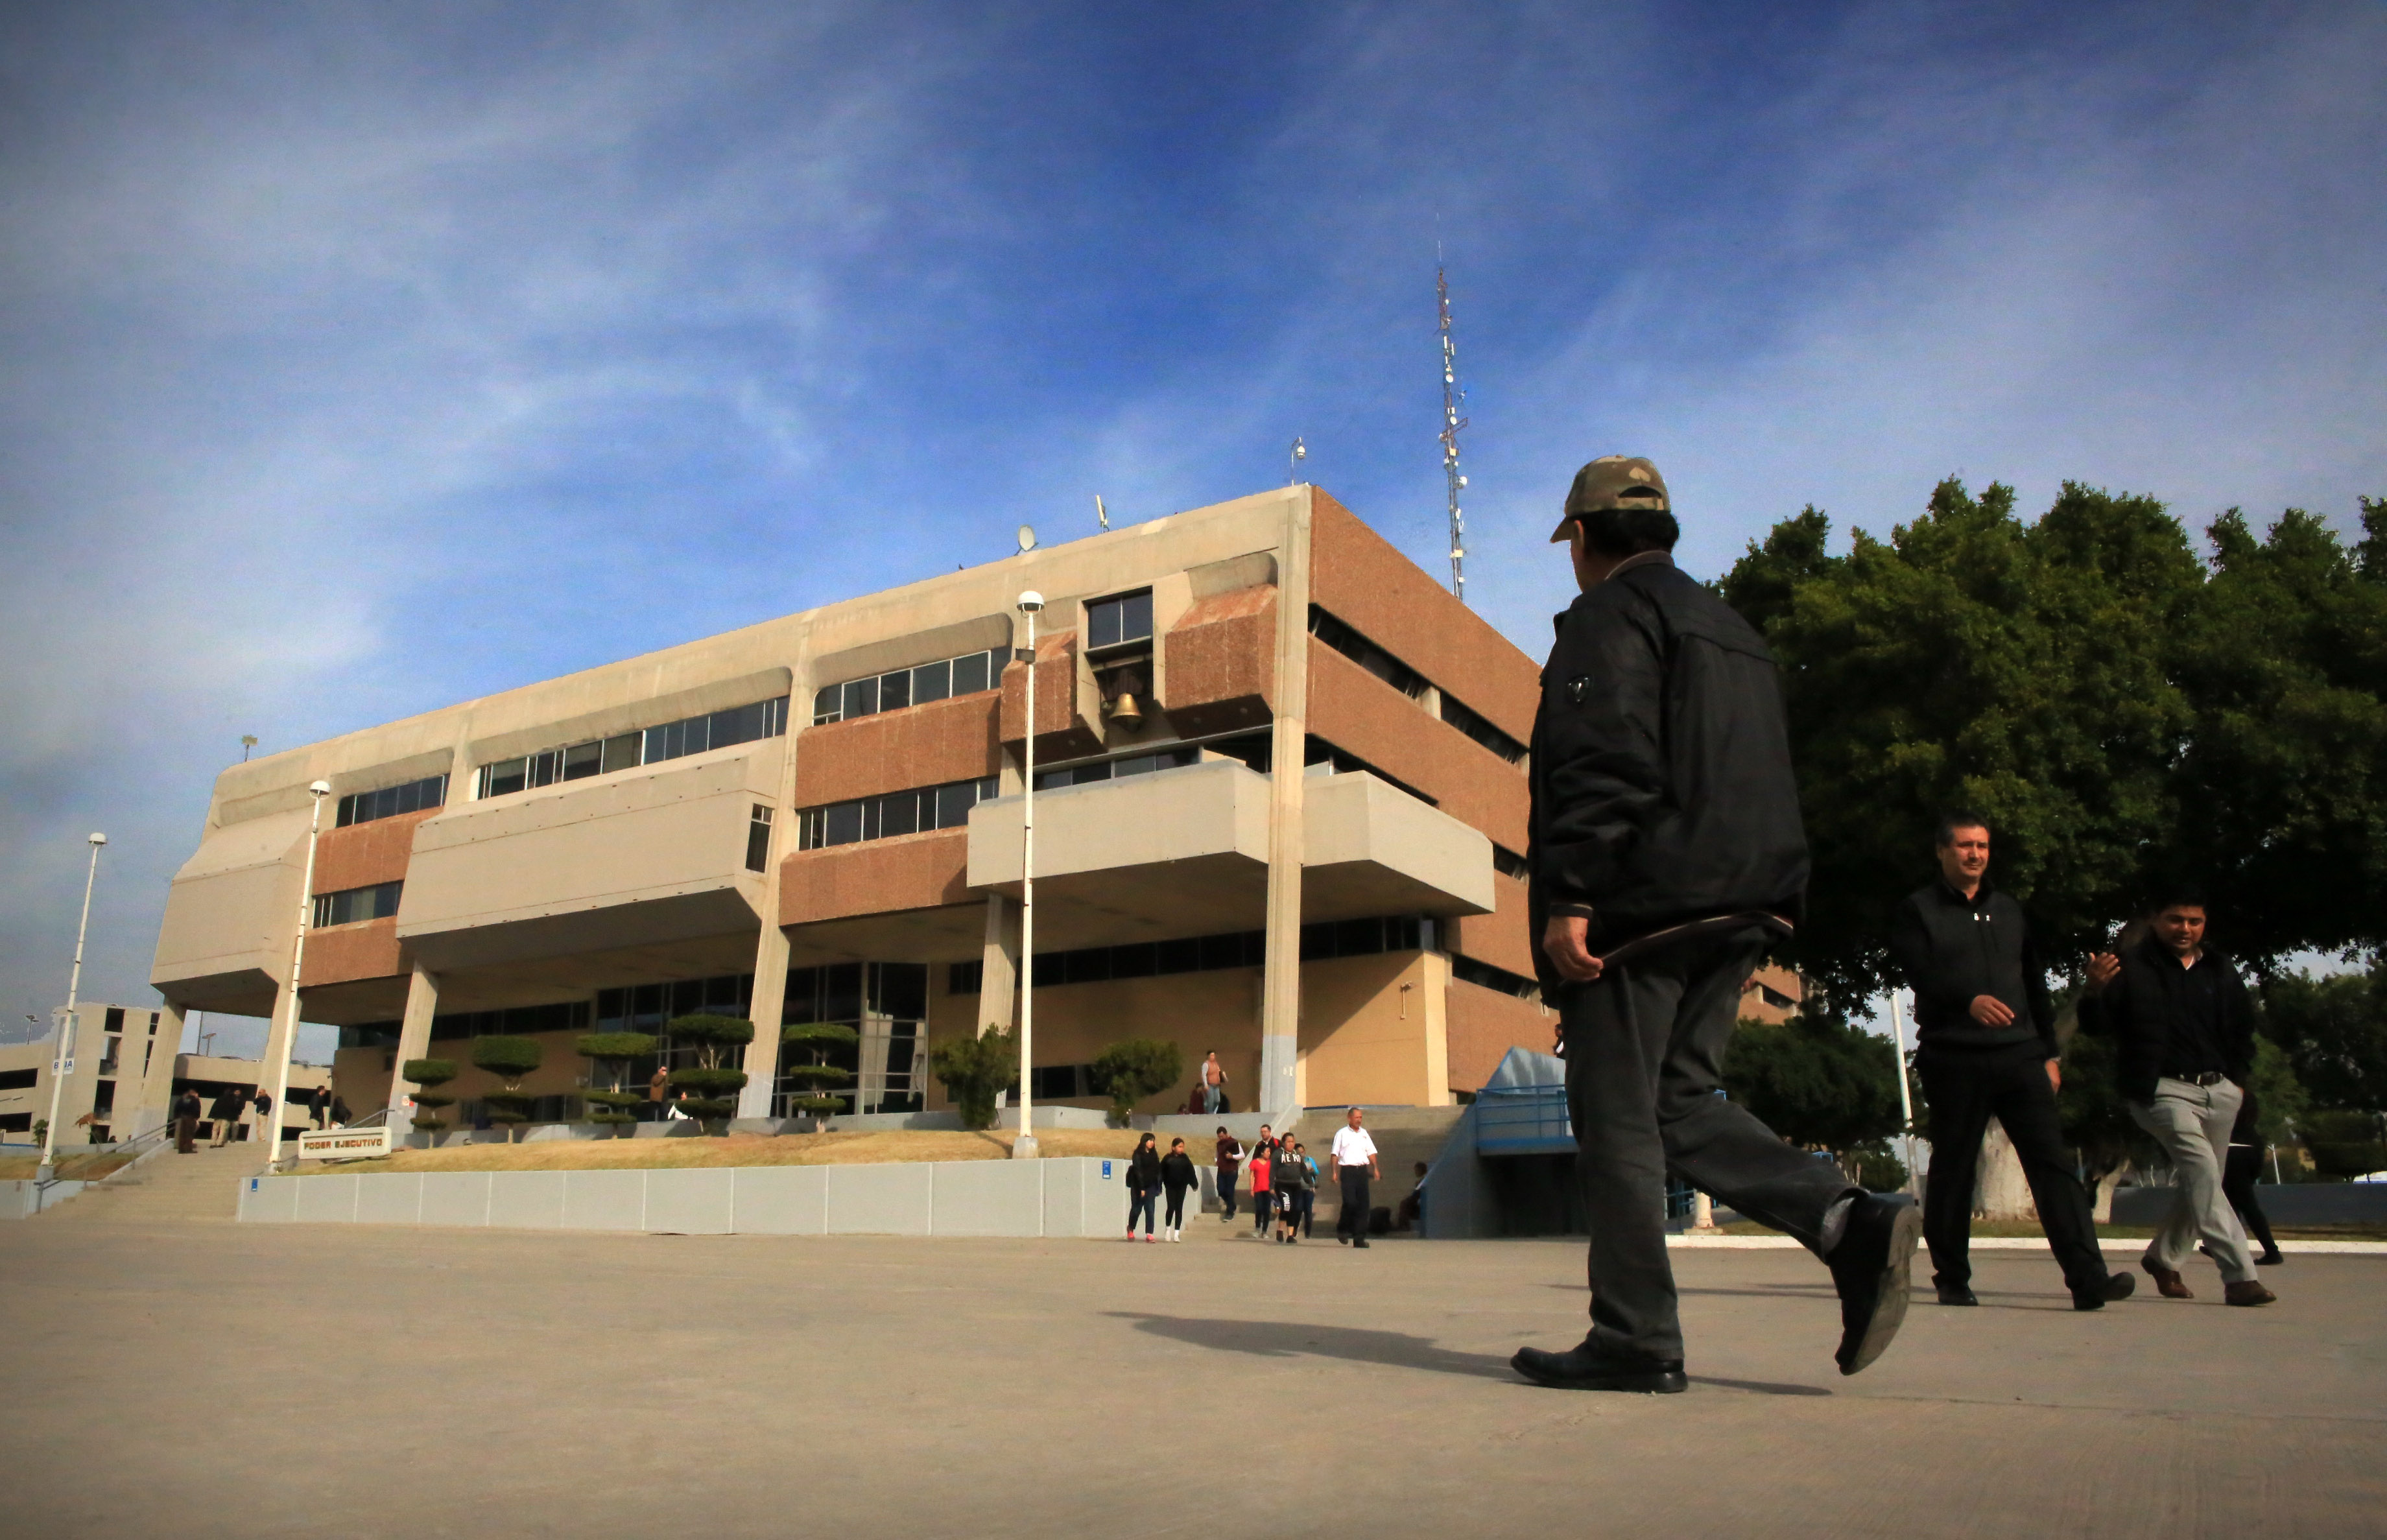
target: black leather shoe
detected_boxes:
[1935,1281,1978,1307]
[2258,1251,2285,1266]
[1511,1340,1688,1394]
[1353,1238,1369,1249]
[2072,1272,2135,1311]
[1826,1193,1921,1376]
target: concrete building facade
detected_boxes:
[148,488,1796,1132]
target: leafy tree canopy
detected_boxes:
[1720,1010,1903,1155]
[2262,967,2387,1114]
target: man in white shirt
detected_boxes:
[1331,1107,1382,1249]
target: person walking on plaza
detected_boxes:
[1511,456,1919,1394]
[1126,1133,1162,1242]
[1247,1126,1274,1238]
[2219,1089,2284,1267]
[1331,1108,1380,1248]
[252,1089,274,1151]
[2083,893,2277,1305]
[1200,1050,1228,1114]
[1272,1131,1309,1243]
[173,1088,202,1154]
[1215,1126,1243,1222]
[1890,814,2133,1312]
[208,1087,243,1147]
[647,1065,671,1122]
[1294,1142,1319,1238]
[1159,1137,1198,1241]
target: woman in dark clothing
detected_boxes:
[1159,1137,1198,1242]
[2221,1088,2284,1266]
[1126,1133,1163,1242]
[1272,1135,1309,1243]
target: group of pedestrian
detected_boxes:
[1510,453,2286,1399]
[1124,1134,1200,1241]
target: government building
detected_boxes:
[147,487,1785,1134]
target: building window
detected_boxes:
[796,776,1000,850]
[97,1036,121,1075]
[1027,928,1267,988]
[104,1007,125,1032]
[1453,953,1541,1002]
[313,881,402,929]
[948,960,984,995]
[1030,1063,1099,1100]
[337,774,449,827]
[475,696,788,801]
[813,648,1004,727]
[1298,915,1423,962]
[1034,745,1198,790]
[1440,694,1528,766]
[776,962,931,1117]
[746,805,774,873]
[1755,983,1796,1010]
[1086,589,1154,653]
[1309,606,1428,699]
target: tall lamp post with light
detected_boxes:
[1012,589,1044,1160]
[36,831,107,1181]
[262,779,333,1172]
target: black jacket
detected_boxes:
[1127,1146,1163,1193]
[2078,936,2256,1105]
[1159,1150,1197,1192]
[1526,556,1809,986]
[1888,881,2056,1056]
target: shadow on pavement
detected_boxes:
[1106,1313,1515,1380]
[1688,1375,1832,1397]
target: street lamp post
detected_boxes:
[1888,990,1919,1194]
[263,781,333,1172]
[37,832,107,1179]
[1013,590,1043,1161]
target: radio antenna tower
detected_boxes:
[1436,257,1470,602]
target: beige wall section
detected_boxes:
[1300,770,1494,917]
[977,894,1019,1036]
[385,962,442,1115]
[923,967,1266,1119]
[1443,978,1557,1093]
[1298,952,1452,1109]
[1306,644,1530,853]
[152,807,310,1013]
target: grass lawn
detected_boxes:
[0,1151,137,1181]
[298,1127,1155,1177]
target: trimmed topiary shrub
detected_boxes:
[1090,1038,1182,1128]
[404,1058,458,1137]
[781,1021,859,1126]
[576,1031,656,1135]
[665,1013,753,1134]
[929,1028,1017,1132]
[469,1036,545,1141]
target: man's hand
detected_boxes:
[1541,915,1604,982]
[2085,953,2120,993]
[2045,1059,2062,1093]
[1968,994,2016,1028]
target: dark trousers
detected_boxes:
[1336,1166,1371,1240]
[1218,1172,1237,1219]
[2222,1145,2279,1258]
[1917,1042,2109,1292]
[174,1117,196,1154]
[1294,1188,1314,1237]
[1252,1187,1271,1233]
[1128,1187,1156,1235]
[1163,1186,1188,1228]
[1562,932,1856,1362]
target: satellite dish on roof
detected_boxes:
[1017,525,1037,552]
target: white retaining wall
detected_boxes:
[236,1156,1132,1238]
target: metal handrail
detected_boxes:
[36,1120,172,1188]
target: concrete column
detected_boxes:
[385,961,442,1115]
[1418,950,1453,1107]
[128,1001,184,1138]
[1257,486,1313,1121]
[737,699,806,1120]
[978,894,1020,1036]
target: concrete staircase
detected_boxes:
[38,1141,264,1223]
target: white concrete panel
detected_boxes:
[929,1159,1044,1237]
[238,1175,300,1224]
[486,1170,567,1229]
[561,1169,647,1232]
[1069,1157,1131,1238]
[353,1173,424,1226]
[418,1171,493,1228]
[292,1174,360,1224]
[644,1167,735,1235]
[826,1161,932,1235]
[731,1165,828,1235]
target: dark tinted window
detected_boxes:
[913,658,951,704]
[951,649,992,696]
[1086,589,1153,651]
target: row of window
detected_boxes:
[785,962,930,1026]
[475,696,789,801]
[813,648,1005,727]
[337,775,448,828]
[1085,589,1154,652]
[1034,746,1199,790]
[795,777,1001,850]
[314,881,401,929]
[1440,694,1528,766]
[1452,953,1539,1002]
[1308,605,1528,766]
[942,915,1429,995]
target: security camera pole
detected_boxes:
[1014,590,1045,1159]
[263,780,333,1172]
[37,831,107,1180]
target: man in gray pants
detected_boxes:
[1512,456,1920,1394]
[2083,892,2277,1306]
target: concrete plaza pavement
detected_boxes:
[2,1214,2379,1537]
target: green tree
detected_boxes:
[469,1037,543,1141]
[403,1057,458,1137]
[1720,1011,1903,1170]
[2261,966,2387,1114]
[930,1028,1017,1131]
[779,1021,858,1125]
[575,1032,656,1135]
[665,1014,753,1134]
[1089,1039,1183,1128]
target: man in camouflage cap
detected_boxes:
[1512,455,1921,1393]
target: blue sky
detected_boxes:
[4,2,2382,1058]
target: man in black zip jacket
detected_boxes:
[1890,816,2130,1310]
[1510,456,1920,1395]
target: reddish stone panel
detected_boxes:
[997,629,1103,762]
[797,693,1003,808]
[1309,490,1540,745]
[1163,585,1276,739]
[1449,872,1536,980]
[311,808,438,895]
[1305,645,1530,854]
[304,917,405,986]
[778,828,973,925]
[1444,977,1555,1095]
